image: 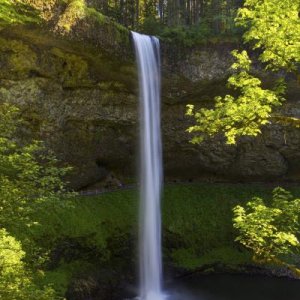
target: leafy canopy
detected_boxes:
[0,103,72,299]
[0,229,57,300]
[186,50,283,144]
[0,104,71,233]
[186,0,300,144]
[237,0,300,72]
[233,188,300,264]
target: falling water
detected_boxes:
[131,32,165,300]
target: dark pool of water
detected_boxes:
[166,274,300,300]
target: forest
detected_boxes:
[88,0,242,33]
[0,0,299,300]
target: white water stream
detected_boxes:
[132,31,165,300]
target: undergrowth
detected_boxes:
[33,183,300,296]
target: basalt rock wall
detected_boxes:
[0,20,299,189]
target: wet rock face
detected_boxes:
[162,104,292,182]
[162,44,234,82]
[161,43,299,182]
[0,25,299,188]
[0,30,137,189]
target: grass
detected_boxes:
[34,183,300,295]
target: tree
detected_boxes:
[186,0,300,144]
[0,104,71,234]
[233,187,300,274]
[0,0,244,35]
[0,229,57,300]
[236,0,300,73]
[0,103,72,298]
[186,50,285,144]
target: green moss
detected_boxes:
[56,0,86,32]
[170,246,251,270]
[40,261,93,296]
[0,0,40,26]
[162,184,300,269]
[85,7,130,46]
[162,184,267,265]
[171,248,203,269]
[50,47,91,87]
[32,189,138,259]
[0,37,37,77]
[85,7,106,24]
[0,14,135,88]
[98,81,127,92]
[32,183,300,297]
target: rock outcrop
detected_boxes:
[0,14,299,189]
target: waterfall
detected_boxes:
[132,32,165,300]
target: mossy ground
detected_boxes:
[35,183,300,296]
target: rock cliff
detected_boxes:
[0,14,299,189]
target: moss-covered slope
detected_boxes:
[34,184,300,299]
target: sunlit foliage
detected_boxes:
[186,50,283,144]
[237,0,300,72]
[0,229,57,300]
[233,188,300,267]
[186,0,300,144]
[0,103,72,298]
[0,104,71,233]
